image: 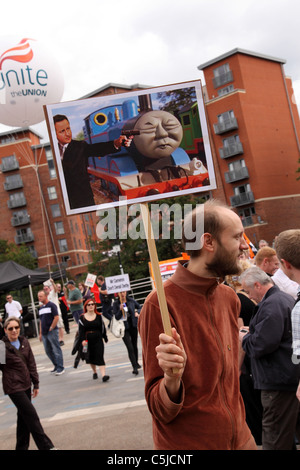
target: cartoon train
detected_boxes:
[84,94,210,201]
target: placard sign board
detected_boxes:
[85,273,97,288]
[44,80,216,216]
[105,274,131,295]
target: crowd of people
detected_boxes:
[139,200,300,450]
[0,274,142,450]
[0,199,300,451]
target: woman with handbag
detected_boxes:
[0,316,56,450]
[112,292,142,375]
[78,299,110,382]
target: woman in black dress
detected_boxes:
[78,300,109,382]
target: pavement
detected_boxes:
[0,320,154,451]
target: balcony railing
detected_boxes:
[4,178,24,191]
[214,117,238,135]
[240,216,254,227]
[15,232,34,244]
[225,166,249,183]
[7,196,27,209]
[230,191,254,207]
[11,213,30,226]
[0,159,19,172]
[220,142,244,159]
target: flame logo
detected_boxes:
[0,38,35,71]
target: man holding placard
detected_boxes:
[97,276,113,323]
[138,199,257,450]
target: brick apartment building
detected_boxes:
[198,48,300,246]
[86,55,300,247]
[0,85,146,278]
[0,128,98,277]
[1,50,299,277]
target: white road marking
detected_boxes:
[47,399,147,422]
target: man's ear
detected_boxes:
[280,259,292,270]
[202,233,216,253]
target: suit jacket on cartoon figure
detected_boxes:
[62,139,119,210]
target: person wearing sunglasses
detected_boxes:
[0,317,56,450]
[77,299,110,382]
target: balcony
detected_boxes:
[4,177,24,191]
[11,213,30,226]
[225,166,249,183]
[7,194,27,209]
[213,70,233,89]
[214,117,238,135]
[220,142,244,159]
[230,190,255,207]
[15,231,34,244]
[0,159,19,172]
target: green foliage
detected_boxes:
[88,194,205,280]
[0,239,37,270]
[156,88,197,113]
[296,158,300,180]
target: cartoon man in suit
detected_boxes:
[54,114,131,210]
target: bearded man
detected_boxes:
[138,199,256,450]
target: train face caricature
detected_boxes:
[84,94,209,201]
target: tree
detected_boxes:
[88,194,205,280]
[0,239,37,270]
[296,158,300,180]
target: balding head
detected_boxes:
[182,199,243,257]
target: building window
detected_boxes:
[234,183,251,196]
[220,134,244,159]
[218,84,234,97]
[228,159,246,172]
[58,238,68,252]
[225,159,249,183]
[50,204,61,218]
[230,184,254,207]
[27,245,37,258]
[11,209,30,226]
[54,221,65,235]
[238,207,256,227]
[45,147,57,179]
[213,63,233,88]
[214,110,238,135]
[15,228,34,244]
[47,186,57,200]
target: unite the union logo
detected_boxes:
[0,38,34,71]
[0,35,64,127]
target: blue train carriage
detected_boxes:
[85,99,209,201]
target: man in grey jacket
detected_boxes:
[239,266,300,450]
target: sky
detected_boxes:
[0,0,300,141]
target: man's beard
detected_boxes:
[206,246,242,278]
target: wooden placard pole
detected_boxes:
[140,202,173,337]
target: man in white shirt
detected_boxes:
[5,294,24,334]
[272,267,299,299]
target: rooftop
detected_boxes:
[197,48,286,70]
[80,82,150,99]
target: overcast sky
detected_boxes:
[1,0,300,140]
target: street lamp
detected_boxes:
[112,244,124,275]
